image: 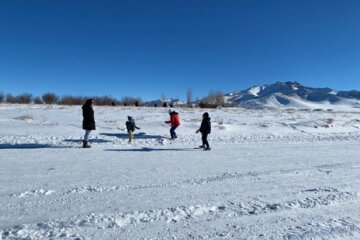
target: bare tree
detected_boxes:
[6,94,16,103]
[93,96,120,106]
[58,95,85,105]
[186,88,193,108]
[215,91,226,107]
[160,94,167,107]
[14,93,33,104]
[42,93,59,104]
[203,90,225,108]
[122,96,142,106]
[0,92,5,103]
[34,96,44,104]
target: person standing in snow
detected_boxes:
[82,99,95,148]
[196,112,211,150]
[165,109,180,139]
[126,116,141,143]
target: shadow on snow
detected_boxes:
[104,147,195,152]
[0,144,68,149]
[63,139,113,143]
[100,132,165,140]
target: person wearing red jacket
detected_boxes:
[165,109,180,139]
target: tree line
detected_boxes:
[0,90,234,108]
[0,92,143,106]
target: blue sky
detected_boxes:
[1,0,359,100]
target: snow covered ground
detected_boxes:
[1,104,360,239]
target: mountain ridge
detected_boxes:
[225,81,360,109]
[143,82,360,109]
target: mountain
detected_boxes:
[144,98,185,107]
[225,81,360,109]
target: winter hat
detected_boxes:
[168,109,173,114]
[127,116,133,120]
[85,99,94,105]
[203,112,209,118]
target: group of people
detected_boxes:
[82,99,211,150]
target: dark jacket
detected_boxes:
[199,117,211,134]
[82,99,96,130]
[126,118,140,132]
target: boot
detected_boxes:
[83,141,91,148]
[198,145,205,148]
[204,147,211,151]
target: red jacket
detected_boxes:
[166,112,180,126]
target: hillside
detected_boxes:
[225,81,360,109]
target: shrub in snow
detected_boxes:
[34,97,44,104]
[0,92,5,103]
[14,93,33,104]
[6,94,16,103]
[42,93,59,104]
[58,95,84,105]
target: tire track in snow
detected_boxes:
[223,190,357,217]
[10,162,353,199]
[10,189,56,198]
[8,168,307,198]
[207,217,360,240]
[281,218,360,240]
[1,189,358,240]
[200,217,360,240]
[0,204,218,240]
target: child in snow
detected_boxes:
[165,109,180,139]
[126,116,140,143]
[82,99,95,148]
[196,112,211,150]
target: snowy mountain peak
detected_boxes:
[225,82,360,109]
[144,98,184,107]
[247,86,261,96]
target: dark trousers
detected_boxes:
[170,126,178,138]
[202,133,209,148]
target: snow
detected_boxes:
[1,104,360,239]
[225,82,360,109]
[248,86,261,96]
[244,94,360,110]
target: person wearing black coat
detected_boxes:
[196,112,211,150]
[126,116,140,143]
[82,99,95,148]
